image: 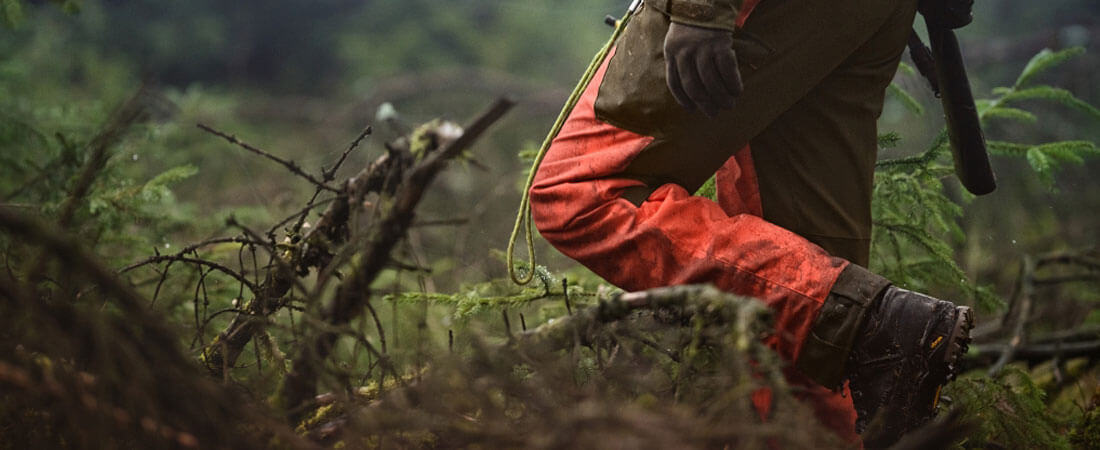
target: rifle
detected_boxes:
[912,0,997,195]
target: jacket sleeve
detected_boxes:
[647,0,743,32]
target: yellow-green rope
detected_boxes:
[507,12,634,285]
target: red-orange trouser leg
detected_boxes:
[530,48,859,441]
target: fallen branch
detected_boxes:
[201,123,404,376]
[989,255,1036,376]
[511,285,771,356]
[973,247,1100,343]
[963,340,1100,371]
[279,98,514,417]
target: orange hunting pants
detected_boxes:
[530,49,859,440]
[529,0,919,442]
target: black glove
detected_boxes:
[919,0,974,29]
[664,21,743,118]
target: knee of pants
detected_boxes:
[529,183,568,242]
[529,178,603,251]
[529,172,646,261]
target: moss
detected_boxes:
[295,403,338,434]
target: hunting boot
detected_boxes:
[795,264,974,447]
[847,285,974,448]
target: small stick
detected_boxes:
[197,123,340,193]
[324,125,372,181]
[502,309,513,340]
[123,255,258,293]
[266,196,336,237]
[121,236,267,274]
[520,313,528,332]
[562,278,572,316]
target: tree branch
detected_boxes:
[196,123,341,193]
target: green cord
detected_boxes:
[507,13,634,285]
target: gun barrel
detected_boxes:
[926,16,996,195]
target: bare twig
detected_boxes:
[197,123,340,193]
[1033,274,1100,286]
[973,247,1100,342]
[990,256,1035,376]
[1032,327,1100,345]
[290,122,371,239]
[324,125,372,181]
[1036,249,1100,272]
[966,340,1100,369]
[120,236,267,273]
[266,197,337,238]
[121,255,259,294]
[563,278,573,316]
[502,309,514,340]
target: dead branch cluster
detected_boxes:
[0,91,518,448]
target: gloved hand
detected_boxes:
[664,21,743,118]
[919,0,974,29]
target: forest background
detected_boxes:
[2,0,1100,448]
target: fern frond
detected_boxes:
[1026,147,1056,185]
[881,222,962,274]
[1002,86,1100,122]
[888,83,923,115]
[145,165,199,188]
[875,155,926,170]
[982,106,1038,124]
[878,132,902,150]
[987,141,1031,156]
[1015,47,1087,88]
[923,131,952,162]
[897,61,917,76]
[1035,141,1100,164]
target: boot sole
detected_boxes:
[930,305,974,411]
